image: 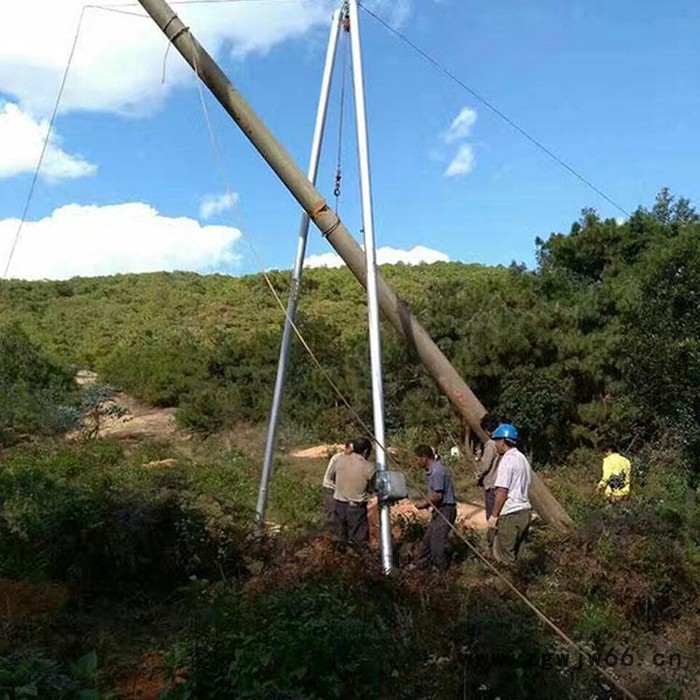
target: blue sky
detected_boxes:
[0,0,698,279]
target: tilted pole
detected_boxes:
[137,0,573,531]
[256,8,343,527]
[347,0,393,573]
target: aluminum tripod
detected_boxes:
[255,0,394,573]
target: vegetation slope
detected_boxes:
[0,189,699,698]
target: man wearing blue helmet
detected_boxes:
[488,423,532,564]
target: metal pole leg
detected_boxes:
[255,7,343,526]
[348,0,394,574]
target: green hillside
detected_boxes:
[1,191,700,698]
[2,190,699,476]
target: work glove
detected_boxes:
[487,515,498,529]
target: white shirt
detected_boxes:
[494,447,532,516]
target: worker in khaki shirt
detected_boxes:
[597,447,631,503]
[488,423,532,565]
[475,414,500,551]
[322,440,352,531]
[333,437,375,548]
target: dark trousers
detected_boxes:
[334,500,369,547]
[323,487,336,531]
[416,504,457,570]
[484,488,496,518]
[484,489,496,549]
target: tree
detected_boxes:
[620,228,700,488]
[650,187,698,226]
[0,324,78,445]
[652,187,674,224]
[79,383,129,440]
[673,196,698,226]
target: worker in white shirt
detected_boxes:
[487,424,532,565]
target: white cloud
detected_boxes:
[0,102,96,180]
[369,0,412,27]
[0,0,340,116]
[444,144,475,177]
[440,106,477,177]
[200,192,239,220]
[443,106,477,144]
[0,2,416,117]
[305,245,449,269]
[0,202,242,280]
[0,0,413,185]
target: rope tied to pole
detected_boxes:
[161,14,190,82]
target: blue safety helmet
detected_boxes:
[492,423,519,441]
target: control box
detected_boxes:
[375,470,408,502]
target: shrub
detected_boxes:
[0,443,253,591]
[172,557,586,700]
[0,651,102,699]
[100,332,204,408]
[0,324,78,446]
[181,578,394,699]
[558,504,699,631]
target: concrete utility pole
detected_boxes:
[137,0,573,532]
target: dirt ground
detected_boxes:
[0,578,68,623]
[71,371,181,442]
[114,652,173,700]
[367,496,487,540]
[69,379,488,537]
[97,393,179,441]
[291,444,345,459]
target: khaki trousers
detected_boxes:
[493,508,531,565]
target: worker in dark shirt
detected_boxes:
[412,444,457,570]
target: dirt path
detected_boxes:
[288,442,488,534]
[71,371,183,443]
[71,386,489,532]
[97,393,180,441]
[367,496,487,542]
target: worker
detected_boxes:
[413,444,457,570]
[488,424,531,565]
[321,439,352,531]
[332,437,375,549]
[596,447,631,503]
[475,414,500,550]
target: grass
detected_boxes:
[1,431,699,699]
